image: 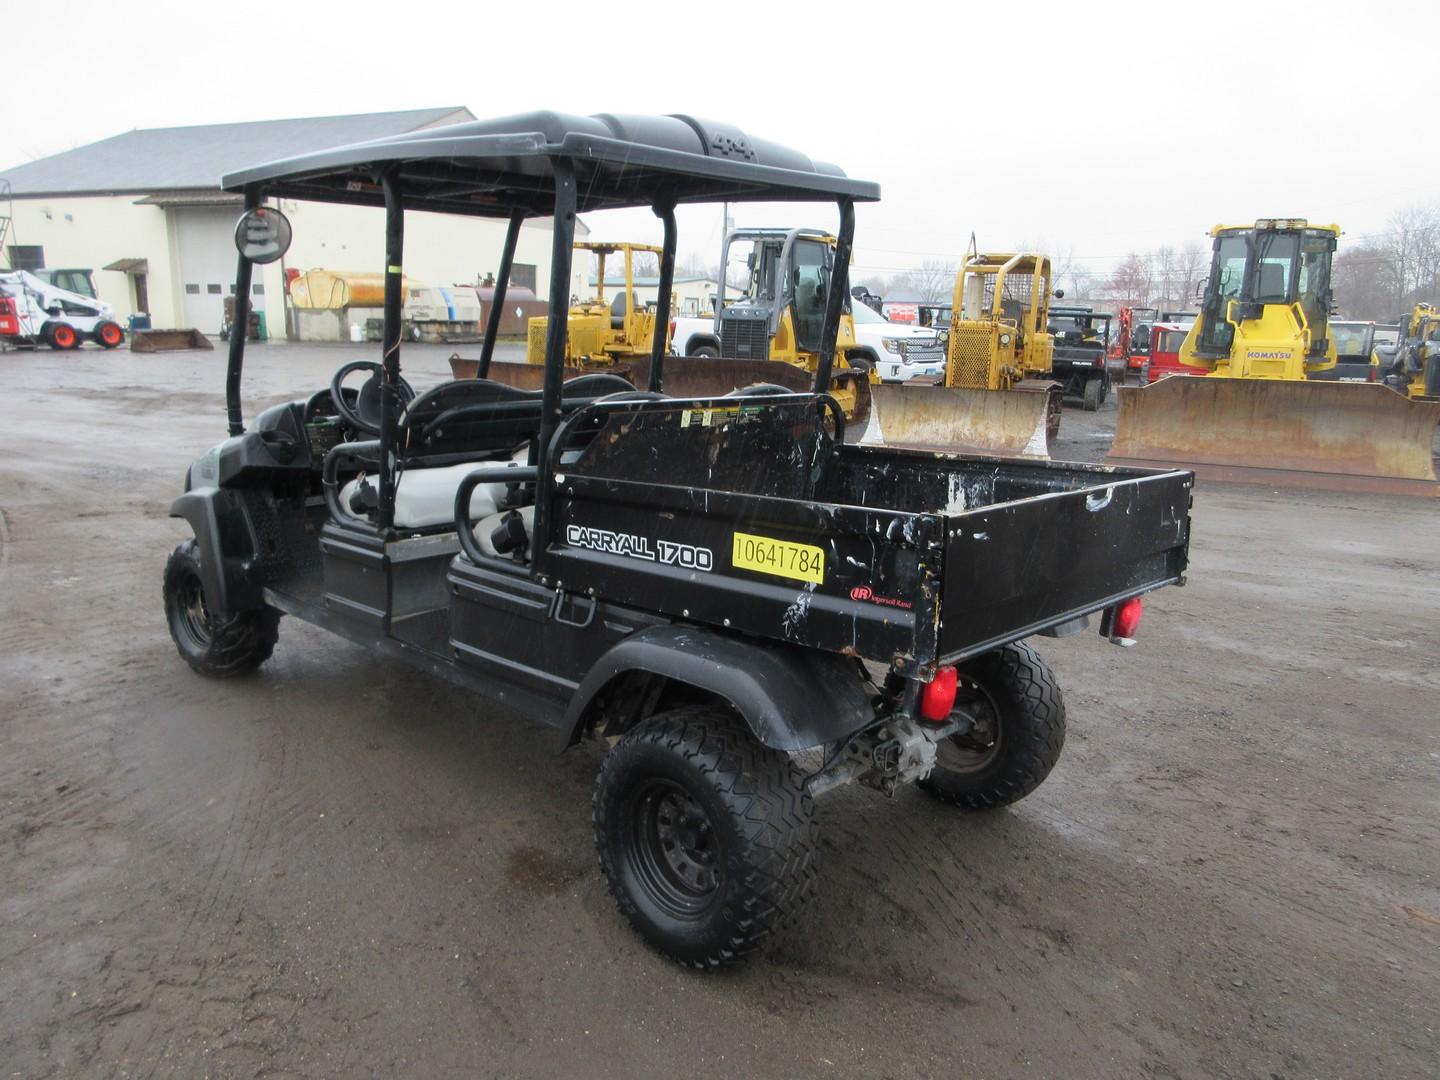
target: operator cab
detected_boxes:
[1193,219,1338,360]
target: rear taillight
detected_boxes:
[1368,366,1377,382]
[1101,595,1144,646]
[668,319,676,339]
[919,665,958,722]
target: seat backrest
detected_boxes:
[610,290,630,330]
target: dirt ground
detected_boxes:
[2,341,1438,1079]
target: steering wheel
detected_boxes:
[330,360,414,436]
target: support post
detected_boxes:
[814,198,855,394]
[532,161,577,578]
[376,171,405,532]
[478,209,525,378]
[649,201,677,392]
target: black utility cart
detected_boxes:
[164,112,1193,968]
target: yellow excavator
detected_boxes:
[1108,219,1440,496]
[863,250,1061,458]
[1376,303,1440,403]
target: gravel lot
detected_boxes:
[2,341,1438,1078]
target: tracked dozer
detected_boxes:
[1377,303,1440,403]
[1108,219,1440,495]
[863,251,1060,457]
[469,230,874,421]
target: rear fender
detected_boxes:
[560,625,876,753]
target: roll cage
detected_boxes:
[218,111,879,585]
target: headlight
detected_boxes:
[881,336,905,356]
[999,333,1012,346]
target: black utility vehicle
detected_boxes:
[164,112,1193,968]
[1048,305,1114,410]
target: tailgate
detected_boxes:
[938,470,1191,660]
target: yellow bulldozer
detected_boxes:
[525,241,665,366]
[699,226,876,420]
[1109,219,1440,495]
[862,250,1061,458]
[1377,303,1440,403]
[453,232,876,418]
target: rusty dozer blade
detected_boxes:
[1107,377,1440,497]
[858,382,1057,458]
[447,355,872,424]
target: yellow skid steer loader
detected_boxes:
[862,251,1060,458]
[1108,220,1440,496]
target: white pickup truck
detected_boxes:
[670,300,947,383]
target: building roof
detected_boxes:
[0,107,473,197]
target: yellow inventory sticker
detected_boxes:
[732,531,825,584]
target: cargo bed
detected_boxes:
[545,396,1192,674]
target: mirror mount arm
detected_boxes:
[224,185,262,438]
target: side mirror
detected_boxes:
[234,207,292,265]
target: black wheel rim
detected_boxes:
[626,778,722,919]
[936,677,1003,774]
[172,571,212,650]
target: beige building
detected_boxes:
[0,107,588,338]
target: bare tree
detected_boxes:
[1106,253,1153,308]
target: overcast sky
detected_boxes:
[5,0,1435,283]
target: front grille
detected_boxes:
[946,325,993,388]
[720,316,770,361]
[526,318,548,364]
[901,342,945,365]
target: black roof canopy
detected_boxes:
[221,111,881,217]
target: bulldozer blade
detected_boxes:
[447,354,872,424]
[1107,377,1440,497]
[858,384,1055,458]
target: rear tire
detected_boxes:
[593,707,817,969]
[45,322,80,350]
[163,540,279,677]
[689,344,720,358]
[917,641,1065,811]
[1081,376,1102,411]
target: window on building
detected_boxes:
[510,263,537,293]
[8,245,44,271]
[252,283,264,296]
[185,283,200,295]
[229,284,237,294]
[206,284,221,295]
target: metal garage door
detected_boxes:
[175,208,244,335]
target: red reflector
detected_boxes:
[919,665,958,722]
[1114,595,1143,639]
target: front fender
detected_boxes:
[169,488,263,614]
[561,625,876,753]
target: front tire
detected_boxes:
[689,344,720,358]
[163,540,279,677]
[94,320,124,349]
[1081,375,1102,411]
[918,641,1065,810]
[593,708,817,969]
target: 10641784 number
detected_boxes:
[731,531,825,584]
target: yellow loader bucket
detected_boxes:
[859,384,1055,458]
[1108,377,1440,496]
